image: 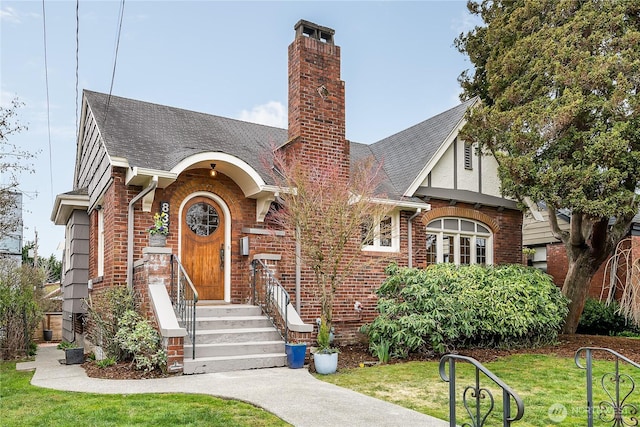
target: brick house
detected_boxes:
[524,205,640,301]
[51,20,523,373]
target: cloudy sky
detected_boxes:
[1,0,479,258]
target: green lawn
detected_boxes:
[0,361,289,427]
[318,354,640,426]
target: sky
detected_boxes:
[1,0,479,259]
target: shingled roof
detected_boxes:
[84,90,475,197]
[367,97,477,196]
[84,90,288,184]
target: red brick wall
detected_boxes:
[546,240,630,300]
[132,251,184,373]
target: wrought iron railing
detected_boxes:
[251,259,289,343]
[575,347,640,427]
[170,255,199,360]
[439,354,525,426]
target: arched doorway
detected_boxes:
[179,193,230,301]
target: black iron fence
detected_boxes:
[439,354,525,426]
[251,259,289,343]
[575,347,640,427]
[170,255,198,359]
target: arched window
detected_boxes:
[425,218,492,266]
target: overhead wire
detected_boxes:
[103,0,126,128]
[41,0,54,203]
[75,0,79,142]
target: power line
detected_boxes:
[75,0,79,141]
[41,0,54,204]
[103,0,126,127]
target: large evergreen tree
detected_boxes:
[456,0,640,333]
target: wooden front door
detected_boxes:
[181,196,225,300]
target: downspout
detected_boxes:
[127,178,158,290]
[295,226,301,313]
[407,209,422,269]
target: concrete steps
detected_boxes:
[183,304,286,374]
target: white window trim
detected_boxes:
[426,218,493,265]
[362,210,400,253]
[97,209,105,276]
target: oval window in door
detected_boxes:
[185,202,219,236]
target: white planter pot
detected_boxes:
[314,352,338,375]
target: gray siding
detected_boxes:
[522,210,568,246]
[62,210,89,342]
[76,108,112,208]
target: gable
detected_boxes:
[367,98,477,197]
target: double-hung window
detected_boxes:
[361,212,399,252]
[425,218,492,266]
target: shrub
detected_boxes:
[85,286,134,361]
[115,310,166,372]
[0,260,45,360]
[577,299,638,336]
[362,263,568,357]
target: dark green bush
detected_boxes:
[577,299,636,336]
[362,263,568,357]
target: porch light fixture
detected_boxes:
[210,163,217,178]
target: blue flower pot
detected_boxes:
[285,343,307,369]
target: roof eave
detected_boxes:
[126,167,178,188]
[51,193,90,225]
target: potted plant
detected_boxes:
[148,212,169,246]
[284,339,307,369]
[58,341,84,365]
[313,322,339,374]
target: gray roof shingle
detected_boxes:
[368,98,477,195]
[85,90,287,184]
[85,90,475,197]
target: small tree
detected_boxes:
[0,259,45,359]
[0,97,34,241]
[268,150,393,350]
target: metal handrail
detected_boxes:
[575,347,640,427]
[170,255,199,360]
[439,354,525,426]
[251,259,289,343]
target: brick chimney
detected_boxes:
[284,20,349,179]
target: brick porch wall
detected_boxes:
[133,249,184,373]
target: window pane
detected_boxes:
[380,216,392,247]
[443,235,455,263]
[186,202,219,236]
[461,220,474,232]
[476,237,487,265]
[361,216,374,246]
[426,234,437,266]
[444,219,458,230]
[477,224,490,234]
[427,219,441,229]
[460,236,471,265]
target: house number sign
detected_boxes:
[160,201,170,230]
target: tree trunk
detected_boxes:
[561,255,600,334]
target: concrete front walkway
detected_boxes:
[17,345,448,427]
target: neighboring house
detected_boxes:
[0,191,23,265]
[51,20,523,372]
[523,204,640,300]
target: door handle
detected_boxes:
[220,245,224,268]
